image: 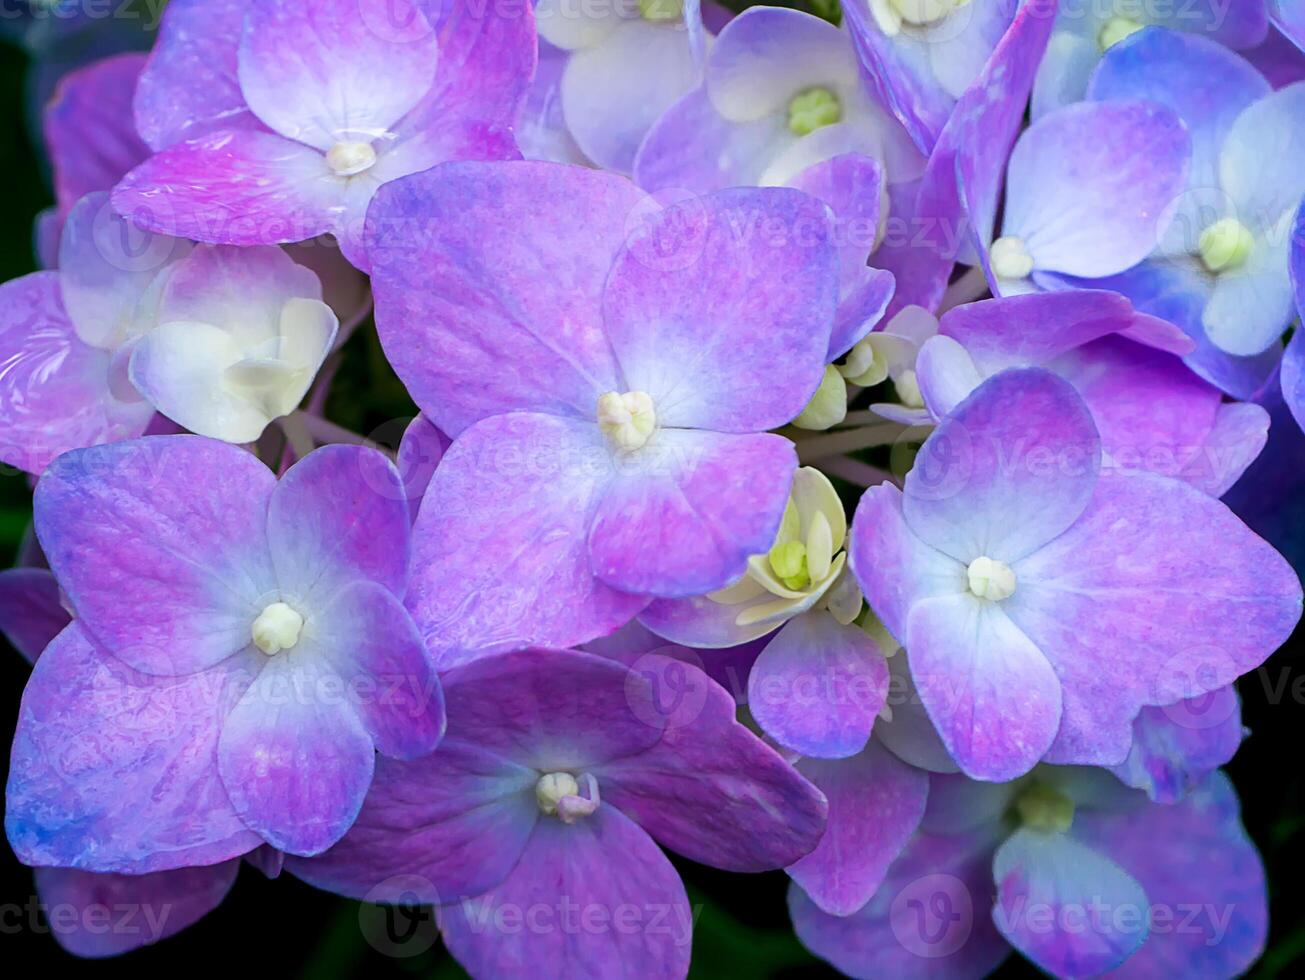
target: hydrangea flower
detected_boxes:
[635,6,925,194]
[289,647,827,979]
[128,244,339,443]
[793,767,1267,978]
[1080,29,1305,372]
[111,0,536,269]
[365,161,839,662]
[639,467,890,758]
[634,7,914,363]
[841,0,1020,153]
[908,291,1270,496]
[6,437,444,864]
[850,368,1300,780]
[1032,0,1268,117]
[965,96,1191,297]
[536,0,717,173]
[0,192,187,474]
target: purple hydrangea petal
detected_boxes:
[1046,336,1225,484]
[1088,27,1270,248]
[1002,100,1190,279]
[788,152,894,358]
[267,443,410,600]
[602,186,837,432]
[44,53,150,211]
[593,656,827,872]
[367,162,638,436]
[929,0,1058,274]
[1109,687,1244,803]
[1006,473,1303,765]
[788,741,929,917]
[416,0,537,126]
[58,192,190,351]
[237,0,438,150]
[0,567,68,664]
[561,19,702,174]
[1078,260,1281,400]
[916,334,983,418]
[406,414,647,667]
[876,651,961,774]
[634,88,793,193]
[35,861,239,958]
[992,828,1149,976]
[790,827,1010,979]
[747,612,888,759]
[908,591,1061,781]
[938,290,1142,374]
[111,129,342,249]
[397,413,450,521]
[439,807,692,980]
[286,739,537,903]
[34,436,277,675]
[1073,771,1267,977]
[6,623,262,872]
[848,482,962,644]
[133,0,258,150]
[0,272,154,475]
[1220,77,1305,226]
[217,655,375,856]
[588,430,795,597]
[638,589,787,649]
[903,369,1102,564]
[1177,400,1271,496]
[435,648,666,769]
[706,7,857,122]
[312,580,444,760]
[1285,317,1305,432]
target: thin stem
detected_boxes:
[294,411,392,457]
[817,455,901,489]
[796,424,907,462]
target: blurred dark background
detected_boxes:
[1,5,1303,977]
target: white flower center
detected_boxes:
[896,368,924,409]
[597,390,656,452]
[251,601,304,655]
[990,236,1035,281]
[1098,16,1144,51]
[535,771,600,823]
[1198,218,1255,274]
[872,0,970,33]
[326,140,377,177]
[966,556,1016,602]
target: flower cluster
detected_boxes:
[1,0,1303,977]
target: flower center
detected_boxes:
[1198,218,1255,274]
[1015,783,1074,832]
[535,771,600,823]
[787,88,842,137]
[873,0,970,32]
[967,556,1016,601]
[1098,15,1144,51]
[597,390,656,452]
[251,601,304,655]
[990,236,1034,281]
[639,0,683,21]
[325,140,377,177]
